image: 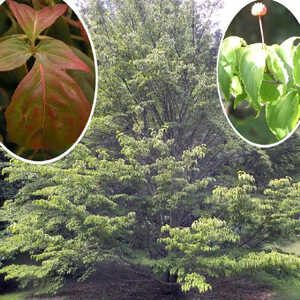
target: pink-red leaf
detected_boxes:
[0,35,31,71]
[35,38,90,72]
[5,61,91,151]
[7,0,67,41]
[79,21,90,45]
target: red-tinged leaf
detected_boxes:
[35,38,90,72]
[0,35,31,71]
[7,0,67,41]
[37,4,68,36]
[79,21,90,45]
[5,62,91,151]
[68,47,96,104]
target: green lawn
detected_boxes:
[272,278,300,300]
[0,292,28,300]
[281,241,300,256]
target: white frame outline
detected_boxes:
[0,0,98,164]
[216,0,300,148]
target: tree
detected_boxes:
[0,146,135,294]
[0,0,300,296]
[84,0,289,186]
[159,172,300,292]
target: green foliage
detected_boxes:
[0,145,135,294]
[219,36,300,142]
[159,172,300,293]
[208,172,300,247]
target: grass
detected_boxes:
[272,278,300,300]
[281,241,300,256]
[0,292,29,300]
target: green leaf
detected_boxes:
[218,36,246,101]
[266,90,300,140]
[220,37,247,72]
[230,76,243,97]
[293,43,300,86]
[0,35,31,71]
[218,64,232,101]
[46,15,72,45]
[233,92,247,110]
[275,37,300,88]
[35,38,90,72]
[240,44,267,111]
[7,0,67,42]
[0,10,10,35]
[5,62,91,151]
[280,37,300,67]
[266,45,289,86]
[260,73,283,104]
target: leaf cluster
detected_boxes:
[159,172,300,292]
[0,0,95,160]
[219,36,300,142]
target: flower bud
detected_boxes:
[251,2,267,17]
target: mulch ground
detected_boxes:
[28,262,274,300]
[187,278,274,300]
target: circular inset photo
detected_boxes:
[217,1,300,147]
[0,0,96,162]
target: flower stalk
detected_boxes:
[251,2,267,46]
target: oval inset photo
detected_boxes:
[0,0,96,162]
[217,1,300,147]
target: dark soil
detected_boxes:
[186,278,274,300]
[29,262,273,300]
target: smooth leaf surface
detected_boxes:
[35,39,90,72]
[7,0,67,41]
[275,37,300,88]
[293,44,300,86]
[46,16,72,45]
[68,47,95,104]
[0,35,31,71]
[218,36,246,101]
[240,44,267,111]
[266,45,289,86]
[266,90,299,140]
[230,76,243,97]
[260,73,283,104]
[220,36,246,73]
[280,37,300,67]
[5,62,91,151]
[218,63,232,101]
